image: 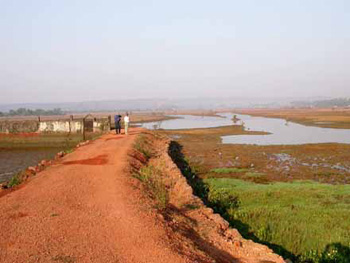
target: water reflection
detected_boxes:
[0,148,60,183]
[139,115,234,130]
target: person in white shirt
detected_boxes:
[124,113,130,135]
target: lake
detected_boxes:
[139,113,350,145]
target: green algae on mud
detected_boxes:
[0,133,87,149]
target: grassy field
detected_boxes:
[204,178,350,261]
[163,122,350,262]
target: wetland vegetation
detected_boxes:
[162,111,350,262]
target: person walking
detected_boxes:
[114,114,121,134]
[124,113,130,135]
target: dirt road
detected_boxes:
[0,130,193,263]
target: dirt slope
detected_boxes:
[131,133,285,263]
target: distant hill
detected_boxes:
[0,96,340,113]
[0,108,64,117]
[0,98,267,112]
[292,98,350,108]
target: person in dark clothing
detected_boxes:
[114,115,122,134]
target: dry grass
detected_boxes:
[161,125,268,137]
[234,108,350,129]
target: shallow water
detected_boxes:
[139,115,233,130]
[221,113,350,145]
[139,113,350,145]
[0,148,61,183]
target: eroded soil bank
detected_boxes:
[130,131,285,263]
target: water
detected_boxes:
[140,115,234,130]
[139,113,350,145]
[221,113,350,145]
[0,148,61,183]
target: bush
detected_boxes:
[207,187,240,215]
[299,243,350,263]
[8,173,23,188]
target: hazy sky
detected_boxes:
[0,0,349,104]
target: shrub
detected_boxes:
[8,172,23,188]
[207,187,240,215]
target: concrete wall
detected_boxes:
[0,117,111,134]
[0,120,39,133]
[93,120,110,133]
[38,120,83,133]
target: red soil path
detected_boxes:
[0,129,192,263]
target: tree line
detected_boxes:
[0,108,65,117]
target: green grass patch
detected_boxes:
[210,167,249,174]
[63,148,74,154]
[134,165,168,210]
[133,134,154,160]
[204,178,350,262]
[7,172,24,188]
[244,172,265,178]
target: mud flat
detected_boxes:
[233,108,350,129]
